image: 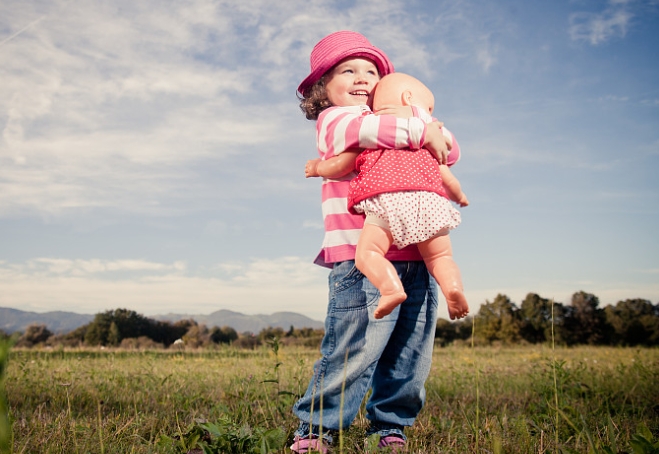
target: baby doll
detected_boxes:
[353,72,469,319]
[307,73,469,320]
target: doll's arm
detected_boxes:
[305,150,360,179]
[439,165,469,207]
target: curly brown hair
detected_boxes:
[298,77,332,120]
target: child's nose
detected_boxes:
[355,73,368,83]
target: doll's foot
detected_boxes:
[446,289,469,320]
[374,291,407,319]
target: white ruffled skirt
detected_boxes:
[354,191,461,249]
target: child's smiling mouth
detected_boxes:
[351,90,369,98]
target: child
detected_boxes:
[291,30,456,453]
[306,72,470,321]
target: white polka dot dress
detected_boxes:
[349,147,462,249]
[354,191,461,248]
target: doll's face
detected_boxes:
[325,57,380,107]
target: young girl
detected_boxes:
[306,72,470,321]
[291,30,455,453]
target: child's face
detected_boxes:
[324,57,380,108]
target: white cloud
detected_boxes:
[0,256,330,319]
[1,0,509,220]
[0,0,301,218]
[7,258,187,276]
[302,220,323,229]
[476,43,498,73]
[569,2,633,45]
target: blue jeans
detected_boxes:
[293,260,438,442]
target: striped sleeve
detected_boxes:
[317,106,427,158]
[442,127,461,167]
[418,109,462,168]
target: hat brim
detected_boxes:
[297,48,394,97]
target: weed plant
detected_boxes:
[4,344,659,453]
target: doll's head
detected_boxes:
[297,31,394,120]
[372,73,435,115]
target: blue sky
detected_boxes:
[1,0,658,322]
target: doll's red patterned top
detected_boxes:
[347,146,448,214]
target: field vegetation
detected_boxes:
[2,342,658,453]
[2,291,658,452]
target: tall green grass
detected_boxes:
[0,339,11,453]
[4,345,659,453]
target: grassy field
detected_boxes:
[3,343,659,453]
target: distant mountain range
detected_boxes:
[0,307,324,335]
[1,307,94,335]
[155,310,324,333]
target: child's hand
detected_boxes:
[374,105,415,118]
[305,159,321,178]
[424,122,450,164]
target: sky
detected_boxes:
[1,0,658,323]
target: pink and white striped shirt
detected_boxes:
[313,105,461,268]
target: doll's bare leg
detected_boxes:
[418,235,469,320]
[356,223,407,319]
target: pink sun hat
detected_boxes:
[297,30,395,97]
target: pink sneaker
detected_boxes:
[377,435,406,452]
[290,435,329,453]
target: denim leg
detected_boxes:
[293,260,396,438]
[293,260,438,441]
[366,261,438,437]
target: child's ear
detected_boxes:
[402,90,413,106]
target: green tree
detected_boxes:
[107,321,121,346]
[519,293,551,343]
[108,308,151,339]
[84,311,112,345]
[57,324,88,347]
[182,323,211,348]
[83,309,161,346]
[474,294,521,344]
[604,298,659,346]
[210,326,238,345]
[435,318,460,346]
[16,324,53,347]
[258,327,286,342]
[565,291,609,345]
[518,293,568,344]
[150,319,195,346]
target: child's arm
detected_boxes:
[424,123,451,165]
[317,106,429,158]
[305,150,360,179]
[375,106,452,165]
[439,165,469,207]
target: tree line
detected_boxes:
[3,291,658,349]
[2,308,324,349]
[436,291,659,347]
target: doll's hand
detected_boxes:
[456,194,469,207]
[305,159,321,178]
[374,105,415,118]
